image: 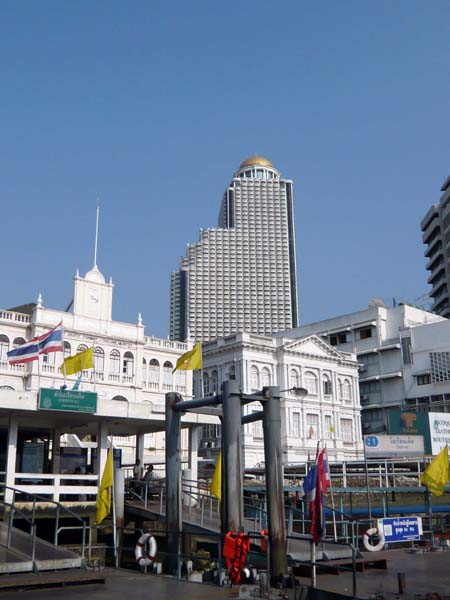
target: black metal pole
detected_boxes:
[262,385,288,586]
[165,392,183,574]
[221,380,244,533]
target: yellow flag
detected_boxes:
[60,347,94,376]
[210,450,222,502]
[421,445,449,496]
[96,448,114,524]
[172,343,202,373]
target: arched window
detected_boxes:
[63,341,71,358]
[203,372,210,395]
[123,352,134,376]
[228,365,236,381]
[323,374,332,396]
[0,385,14,390]
[94,347,105,373]
[13,337,26,348]
[290,369,300,390]
[112,395,128,402]
[163,361,173,389]
[250,366,259,391]
[148,359,160,388]
[110,350,120,374]
[77,344,88,353]
[261,367,271,387]
[0,335,9,361]
[342,379,352,401]
[212,370,218,394]
[304,371,318,395]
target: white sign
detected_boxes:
[364,435,424,457]
[429,413,450,455]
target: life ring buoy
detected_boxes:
[363,527,385,552]
[135,533,157,566]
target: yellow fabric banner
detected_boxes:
[172,343,202,373]
[210,450,222,502]
[96,448,114,524]
[60,347,94,376]
[420,444,449,496]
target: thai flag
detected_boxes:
[303,448,330,544]
[7,323,63,364]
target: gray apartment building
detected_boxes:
[421,174,450,318]
[170,156,299,342]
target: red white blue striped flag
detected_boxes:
[7,323,63,364]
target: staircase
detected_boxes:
[0,485,85,575]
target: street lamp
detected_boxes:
[283,386,308,399]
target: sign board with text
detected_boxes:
[39,388,97,413]
[388,410,431,453]
[364,434,424,457]
[428,412,450,455]
[378,516,422,543]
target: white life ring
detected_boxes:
[363,527,385,552]
[135,533,157,566]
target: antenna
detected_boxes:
[94,201,100,267]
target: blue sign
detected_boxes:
[365,436,379,447]
[378,517,422,543]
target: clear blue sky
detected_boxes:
[1,2,449,337]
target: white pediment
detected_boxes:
[283,335,343,359]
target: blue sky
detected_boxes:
[1,2,449,337]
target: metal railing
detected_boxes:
[0,497,37,565]
[0,484,87,558]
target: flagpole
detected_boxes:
[325,445,337,542]
[111,447,118,566]
[61,324,66,389]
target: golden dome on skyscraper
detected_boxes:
[240,156,273,168]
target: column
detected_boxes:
[97,421,109,478]
[5,416,18,504]
[52,428,62,474]
[135,432,145,465]
[188,426,199,484]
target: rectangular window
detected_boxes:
[417,374,431,385]
[306,414,319,439]
[324,415,333,439]
[401,337,412,365]
[359,327,373,340]
[341,418,353,442]
[291,412,300,437]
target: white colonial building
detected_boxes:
[0,262,216,502]
[198,332,364,467]
[279,302,448,435]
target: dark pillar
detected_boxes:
[221,380,244,533]
[165,392,183,574]
[262,385,288,585]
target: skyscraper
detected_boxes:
[170,156,299,342]
[421,174,450,318]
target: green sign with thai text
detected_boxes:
[39,388,97,413]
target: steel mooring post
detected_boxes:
[221,380,244,533]
[165,392,183,574]
[262,385,288,587]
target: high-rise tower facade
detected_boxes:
[421,174,450,318]
[170,156,299,342]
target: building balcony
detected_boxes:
[0,310,31,325]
